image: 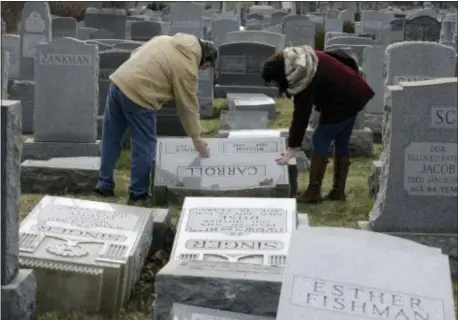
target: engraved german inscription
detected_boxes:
[404,142,457,196]
[185,239,284,250]
[291,276,445,319]
[185,207,287,234]
[39,53,92,65]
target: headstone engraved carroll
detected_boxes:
[1,100,37,320]
[276,227,456,320]
[153,137,290,205]
[19,1,52,80]
[22,38,100,160]
[171,197,297,266]
[18,196,155,314]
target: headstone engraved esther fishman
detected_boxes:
[171,197,297,266]
[18,196,155,314]
[153,137,290,205]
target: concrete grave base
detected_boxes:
[368,160,382,199]
[151,208,173,251]
[358,221,458,277]
[1,269,37,320]
[22,138,100,161]
[214,85,279,99]
[302,127,373,157]
[153,184,291,206]
[364,112,383,142]
[21,157,99,194]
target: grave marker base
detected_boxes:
[302,128,373,157]
[1,269,37,320]
[358,221,458,277]
[214,85,278,99]
[22,139,100,161]
[21,157,100,194]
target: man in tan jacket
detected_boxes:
[95,33,218,202]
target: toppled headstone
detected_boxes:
[171,303,274,319]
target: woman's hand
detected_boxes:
[275,147,295,165]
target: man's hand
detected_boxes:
[193,138,210,157]
[275,147,295,165]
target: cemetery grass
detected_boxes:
[20,98,458,319]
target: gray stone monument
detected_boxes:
[198,68,214,118]
[211,18,240,46]
[277,226,456,319]
[220,110,269,131]
[360,78,457,275]
[130,21,162,41]
[9,80,34,134]
[1,100,37,320]
[84,7,127,39]
[52,17,77,39]
[23,37,100,160]
[404,15,441,41]
[227,93,276,120]
[215,42,277,98]
[169,2,204,37]
[281,15,315,47]
[1,34,20,80]
[19,1,52,80]
[153,137,290,205]
[18,196,158,314]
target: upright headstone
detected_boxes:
[277,227,456,319]
[169,2,204,37]
[281,15,315,47]
[19,1,52,80]
[77,26,98,40]
[1,34,20,79]
[404,15,441,41]
[84,7,127,39]
[211,18,240,46]
[130,21,162,41]
[197,67,214,118]
[22,38,100,160]
[1,100,37,320]
[52,17,77,39]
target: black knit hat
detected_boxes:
[199,39,218,67]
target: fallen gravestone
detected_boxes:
[154,196,309,320]
[1,100,37,320]
[21,157,100,194]
[219,110,269,131]
[170,303,274,319]
[276,227,455,319]
[153,137,291,205]
[227,93,276,120]
[170,196,297,265]
[19,196,171,314]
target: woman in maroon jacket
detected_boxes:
[262,46,375,204]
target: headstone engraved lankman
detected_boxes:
[153,137,290,205]
[1,100,37,320]
[276,227,456,320]
[171,197,297,266]
[22,37,100,160]
[19,196,155,314]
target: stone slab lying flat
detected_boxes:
[214,85,278,99]
[19,196,156,315]
[21,157,100,194]
[22,138,100,161]
[171,303,274,319]
[303,128,373,157]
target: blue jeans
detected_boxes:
[312,116,356,156]
[96,84,157,196]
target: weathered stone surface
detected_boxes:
[302,128,373,157]
[1,269,37,320]
[368,160,382,198]
[22,138,100,161]
[364,112,383,140]
[21,157,100,194]
[171,303,274,319]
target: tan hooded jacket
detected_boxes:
[109,33,202,141]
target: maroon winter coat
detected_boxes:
[288,50,375,148]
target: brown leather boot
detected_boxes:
[324,156,351,201]
[297,154,329,204]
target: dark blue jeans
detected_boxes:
[96,84,157,196]
[312,116,356,156]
